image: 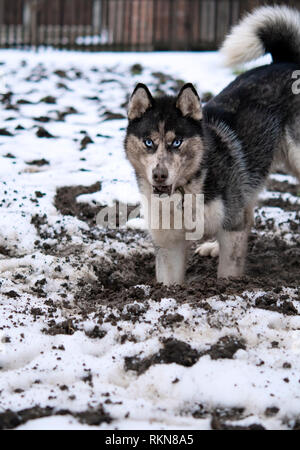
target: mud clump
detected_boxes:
[26,158,50,166]
[0,245,11,256]
[193,405,266,429]
[124,355,152,375]
[0,405,111,430]
[265,406,280,417]
[207,336,246,360]
[80,135,94,150]
[0,128,13,136]
[36,127,55,138]
[103,111,126,121]
[34,116,51,123]
[161,313,184,326]
[255,294,298,316]
[4,290,20,299]
[158,339,199,366]
[211,415,265,430]
[75,406,112,426]
[130,63,143,75]
[84,326,107,339]
[125,339,200,375]
[40,96,56,104]
[42,319,77,336]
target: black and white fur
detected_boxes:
[125,6,300,285]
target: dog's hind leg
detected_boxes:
[217,229,248,278]
[216,206,253,279]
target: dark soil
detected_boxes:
[52,178,300,318]
[54,182,103,224]
[84,326,107,339]
[103,111,126,121]
[36,126,55,138]
[42,319,78,336]
[255,294,298,316]
[211,415,265,430]
[40,96,56,104]
[267,178,300,196]
[26,158,50,166]
[73,230,300,315]
[0,128,13,136]
[125,338,200,375]
[34,116,51,123]
[207,336,246,360]
[54,183,139,227]
[0,405,111,430]
[80,134,94,150]
[192,405,266,429]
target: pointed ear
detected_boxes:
[176,83,202,120]
[128,83,153,120]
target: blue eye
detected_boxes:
[144,139,154,149]
[172,139,182,149]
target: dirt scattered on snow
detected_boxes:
[1,58,300,429]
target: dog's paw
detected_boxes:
[195,241,219,257]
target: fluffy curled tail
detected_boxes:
[220,5,300,67]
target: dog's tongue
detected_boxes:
[153,185,172,196]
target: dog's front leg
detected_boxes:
[217,228,249,279]
[155,238,187,286]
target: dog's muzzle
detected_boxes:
[152,165,171,195]
[152,185,172,196]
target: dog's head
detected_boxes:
[125,83,204,195]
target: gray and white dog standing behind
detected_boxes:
[125,6,300,286]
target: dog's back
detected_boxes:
[201,6,300,230]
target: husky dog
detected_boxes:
[125,6,300,286]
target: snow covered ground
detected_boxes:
[0,49,300,430]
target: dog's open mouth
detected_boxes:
[152,185,172,196]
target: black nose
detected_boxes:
[152,166,168,184]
